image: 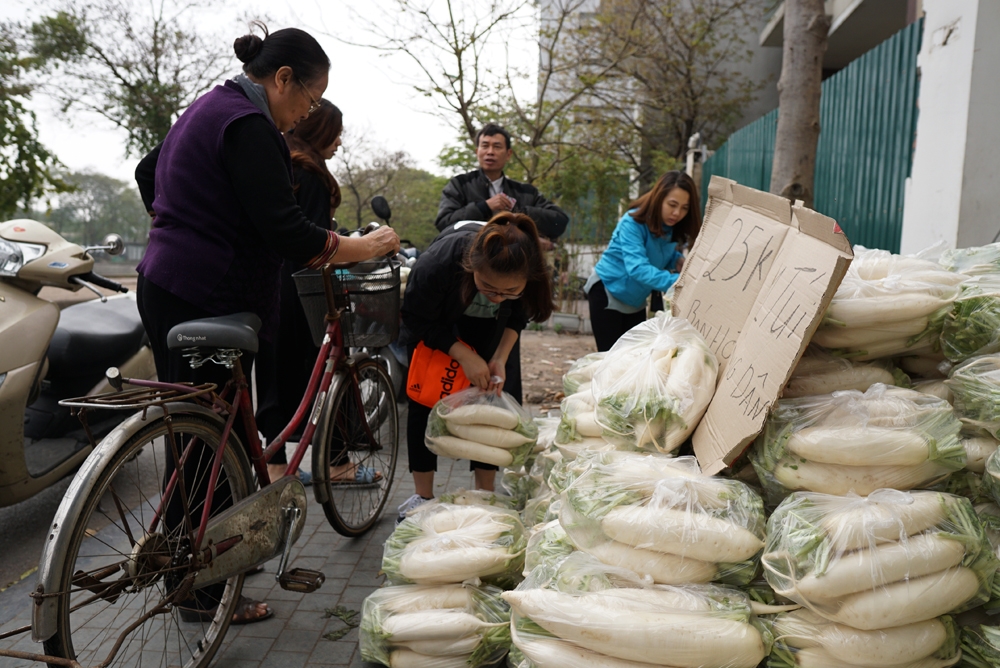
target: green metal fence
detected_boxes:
[701,19,922,252]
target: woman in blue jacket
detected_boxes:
[585,170,701,351]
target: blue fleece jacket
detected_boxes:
[594,211,683,309]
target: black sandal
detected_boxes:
[177,595,272,625]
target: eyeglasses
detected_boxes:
[479,287,523,300]
[297,79,321,115]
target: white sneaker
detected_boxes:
[396,493,431,524]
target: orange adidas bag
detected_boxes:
[406,341,472,408]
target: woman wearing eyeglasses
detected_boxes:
[397,213,554,520]
[132,23,398,625]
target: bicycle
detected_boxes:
[2,259,400,668]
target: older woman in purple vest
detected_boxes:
[133,24,399,624]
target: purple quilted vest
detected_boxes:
[138,81,290,339]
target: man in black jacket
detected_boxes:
[434,124,569,242]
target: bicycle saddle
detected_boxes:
[167,312,262,353]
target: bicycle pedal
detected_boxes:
[278,568,326,593]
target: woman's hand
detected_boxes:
[450,342,491,390]
[366,226,400,258]
[487,359,506,394]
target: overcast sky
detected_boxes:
[4,0,536,184]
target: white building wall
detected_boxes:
[900,0,979,253]
[956,0,1000,248]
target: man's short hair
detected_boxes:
[475,123,512,150]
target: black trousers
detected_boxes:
[137,274,254,607]
[254,261,316,464]
[587,280,646,352]
[406,314,523,473]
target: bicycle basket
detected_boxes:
[293,260,400,348]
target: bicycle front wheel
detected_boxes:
[314,358,399,536]
[43,414,254,668]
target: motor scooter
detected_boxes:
[0,219,155,507]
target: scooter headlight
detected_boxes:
[0,239,24,276]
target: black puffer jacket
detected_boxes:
[434,169,569,240]
[400,222,527,353]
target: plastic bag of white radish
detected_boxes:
[590,314,718,454]
[426,388,537,469]
[562,352,605,396]
[359,582,510,668]
[503,551,772,668]
[814,246,964,361]
[762,490,998,629]
[382,503,526,587]
[768,608,960,668]
[751,384,965,502]
[557,452,766,585]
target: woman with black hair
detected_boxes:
[255,100,376,484]
[585,170,702,351]
[397,213,554,520]
[134,24,398,624]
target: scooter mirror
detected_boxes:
[102,234,126,256]
[370,196,391,223]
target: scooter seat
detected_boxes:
[47,296,149,381]
[167,313,261,353]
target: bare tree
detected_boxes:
[592,0,768,186]
[340,0,530,144]
[488,0,641,186]
[334,129,412,229]
[769,0,829,208]
[29,0,233,156]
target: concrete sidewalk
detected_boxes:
[0,413,479,668]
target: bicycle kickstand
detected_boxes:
[274,506,326,593]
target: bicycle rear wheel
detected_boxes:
[314,358,399,536]
[43,414,253,668]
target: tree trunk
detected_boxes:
[769,0,830,209]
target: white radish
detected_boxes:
[512,625,668,668]
[812,318,929,348]
[442,404,518,429]
[789,533,966,599]
[772,458,952,496]
[425,435,513,467]
[562,391,595,415]
[388,648,469,668]
[826,294,950,328]
[381,609,504,642]
[600,506,763,562]
[791,646,959,668]
[574,411,604,438]
[446,422,532,449]
[913,380,953,403]
[662,344,707,398]
[774,612,949,665]
[963,435,999,473]
[848,337,934,361]
[420,505,513,535]
[786,427,929,467]
[591,586,714,612]
[583,540,717,584]
[395,635,481,656]
[784,366,895,398]
[397,539,518,583]
[502,588,765,668]
[381,585,473,614]
[828,567,980,630]
[818,492,949,552]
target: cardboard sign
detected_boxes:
[672,177,853,474]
